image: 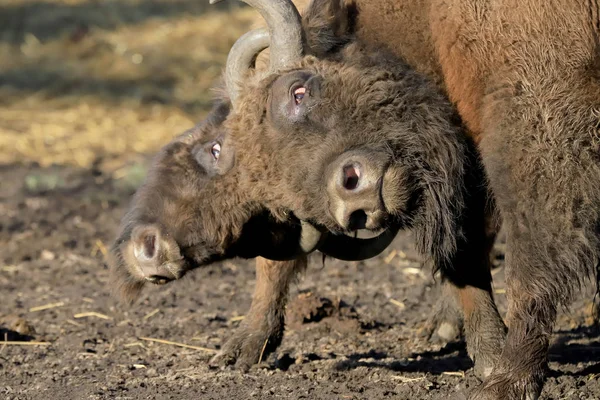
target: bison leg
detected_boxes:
[426,211,503,361]
[455,282,507,379]
[470,226,552,400]
[210,256,306,371]
[472,83,600,399]
[426,281,506,381]
[426,190,506,379]
[438,246,507,379]
[425,281,464,345]
[472,222,596,399]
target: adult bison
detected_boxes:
[219,0,599,398]
[109,0,505,387]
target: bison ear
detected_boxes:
[302,0,354,56]
[131,225,160,262]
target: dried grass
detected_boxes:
[138,336,217,353]
[73,311,112,319]
[1,340,51,346]
[0,0,258,172]
[29,301,65,312]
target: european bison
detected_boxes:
[109,0,505,381]
[220,0,600,398]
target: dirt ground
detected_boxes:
[1,1,600,399]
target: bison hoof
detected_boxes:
[209,322,284,372]
[465,314,506,380]
[470,371,543,400]
[423,299,463,344]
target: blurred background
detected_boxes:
[0,0,259,179]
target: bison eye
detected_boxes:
[293,86,306,104]
[211,142,221,160]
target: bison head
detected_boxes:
[219,0,483,266]
[109,100,337,301]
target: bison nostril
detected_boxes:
[342,163,361,190]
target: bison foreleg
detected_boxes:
[210,256,307,371]
[434,274,507,380]
[427,215,504,356]
[425,280,464,344]
[432,202,507,380]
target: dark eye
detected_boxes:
[211,142,221,160]
[293,86,306,104]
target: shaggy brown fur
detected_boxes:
[196,0,600,396]
[337,0,600,398]
[215,0,506,376]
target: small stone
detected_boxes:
[41,250,55,261]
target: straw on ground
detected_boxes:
[143,309,160,320]
[1,341,51,346]
[29,301,65,312]
[138,337,217,353]
[74,312,112,320]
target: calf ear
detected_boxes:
[302,0,353,56]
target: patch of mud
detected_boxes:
[286,292,363,333]
[1,164,600,400]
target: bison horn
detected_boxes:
[224,28,270,107]
[317,225,401,261]
[211,0,304,107]
[211,0,303,71]
[299,220,325,253]
[258,220,400,262]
